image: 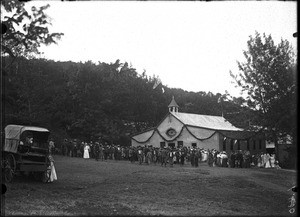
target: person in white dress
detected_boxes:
[48,155,57,182]
[265,153,271,168]
[270,154,276,168]
[257,153,262,168]
[201,150,208,162]
[83,143,90,159]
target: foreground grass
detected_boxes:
[3,155,297,216]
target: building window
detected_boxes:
[223,138,226,151]
[230,139,234,150]
[160,142,165,148]
[247,139,250,150]
[177,141,183,148]
[259,140,262,149]
[237,140,240,150]
[192,143,197,148]
[253,140,256,150]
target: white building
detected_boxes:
[131,97,266,153]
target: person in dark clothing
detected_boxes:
[190,149,195,167]
[180,149,185,166]
[175,150,180,164]
[160,148,168,167]
[194,149,199,167]
[208,150,214,167]
[104,144,109,160]
[61,139,67,156]
[70,140,76,157]
[129,147,134,163]
[230,151,236,168]
[73,142,77,157]
[94,142,100,161]
[213,151,219,167]
[236,150,243,168]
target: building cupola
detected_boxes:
[168,96,179,113]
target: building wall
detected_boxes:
[132,114,221,149]
[175,127,220,149]
[132,112,267,153]
[219,134,266,154]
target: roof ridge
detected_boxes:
[176,112,224,118]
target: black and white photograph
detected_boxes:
[1,0,297,216]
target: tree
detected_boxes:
[230,32,297,159]
[1,0,63,59]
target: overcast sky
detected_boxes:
[25,1,297,97]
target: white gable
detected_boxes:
[157,113,184,139]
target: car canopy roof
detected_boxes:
[5,124,49,140]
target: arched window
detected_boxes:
[230,139,234,150]
[237,140,240,150]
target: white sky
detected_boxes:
[25,1,297,97]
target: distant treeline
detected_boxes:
[2,57,253,145]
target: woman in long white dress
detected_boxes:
[83,143,90,159]
[47,155,57,182]
[270,154,275,168]
[265,153,271,168]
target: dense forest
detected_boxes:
[2,57,253,145]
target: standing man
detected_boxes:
[161,147,168,167]
[194,149,199,167]
[62,139,68,156]
[129,147,134,163]
[190,148,195,167]
[208,150,213,167]
[168,147,174,167]
[99,143,104,161]
[94,142,100,161]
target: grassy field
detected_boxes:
[3,155,297,216]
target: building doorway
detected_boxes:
[168,143,175,149]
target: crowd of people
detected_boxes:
[55,139,280,169]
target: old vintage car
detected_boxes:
[3,124,52,183]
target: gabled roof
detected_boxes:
[172,112,243,131]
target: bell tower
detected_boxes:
[168,96,179,113]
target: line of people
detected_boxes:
[59,140,280,169]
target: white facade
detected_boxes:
[131,98,266,153]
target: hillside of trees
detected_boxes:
[2,57,253,145]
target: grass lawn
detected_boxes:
[3,155,297,216]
